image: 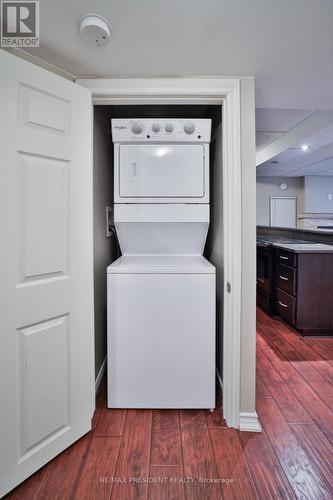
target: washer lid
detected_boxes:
[107,255,215,274]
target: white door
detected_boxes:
[0,51,94,497]
[118,144,205,198]
[270,196,297,228]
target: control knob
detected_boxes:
[184,122,195,134]
[152,123,160,133]
[165,123,174,133]
[132,123,143,134]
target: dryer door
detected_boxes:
[118,144,205,200]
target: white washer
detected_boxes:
[107,256,215,408]
[107,119,215,409]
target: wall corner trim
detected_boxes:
[239,412,262,433]
[95,356,107,394]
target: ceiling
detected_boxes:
[20,0,333,110]
[256,110,333,176]
[257,144,333,177]
[256,108,315,150]
[17,0,333,176]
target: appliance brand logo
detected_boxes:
[1,1,39,47]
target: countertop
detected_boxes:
[257,225,333,236]
[272,242,333,253]
[257,226,333,246]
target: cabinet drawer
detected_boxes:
[275,249,297,268]
[276,288,296,325]
[275,263,297,295]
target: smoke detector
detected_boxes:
[79,14,111,47]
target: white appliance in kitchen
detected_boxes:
[107,118,215,409]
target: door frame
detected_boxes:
[76,77,260,430]
[270,196,297,228]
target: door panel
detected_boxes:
[0,50,94,497]
[18,153,69,281]
[19,84,71,135]
[270,197,297,228]
[119,144,205,197]
[19,315,69,456]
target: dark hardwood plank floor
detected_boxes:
[256,346,312,423]
[180,410,221,499]
[238,430,296,499]
[208,428,257,499]
[257,398,331,498]
[148,466,185,500]
[150,410,182,466]
[5,308,333,499]
[74,436,120,500]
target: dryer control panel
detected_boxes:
[111,119,212,143]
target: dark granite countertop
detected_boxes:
[257,226,333,246]
[272,242,333,253]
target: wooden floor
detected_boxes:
[6,309,333,499]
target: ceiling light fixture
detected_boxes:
[301,144,309,151]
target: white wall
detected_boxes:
[304,176,333,213]
[93,107,118,377]
[256,177,304,226]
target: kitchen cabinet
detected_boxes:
[256,241,275,314]
[273,247,333,336]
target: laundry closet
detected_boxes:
[93,105,224,406]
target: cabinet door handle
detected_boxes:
[279,275,288,281]
[279,300,288,308]
[280,255,289,260]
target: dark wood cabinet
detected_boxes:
[256,243,275,314]
[273,249,333,336]
[275,263,297,296]
[275,249,297,268]
[275,287,296,325]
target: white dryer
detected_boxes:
[107,119,215,409]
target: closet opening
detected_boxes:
[93,104,223,411]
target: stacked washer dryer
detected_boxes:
[107,118,215,409]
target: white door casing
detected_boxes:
[0,50,94,497]
[77,77,258,430]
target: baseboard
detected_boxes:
[95,356,106,394]
[239,412,262,432]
